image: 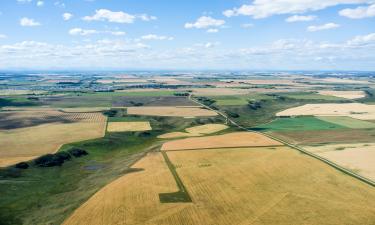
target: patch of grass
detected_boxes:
[254,116,346,131]
[159,152,192,203]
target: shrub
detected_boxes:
[68,148,88,158]
[34,154,65,167]
[14,162,29,169]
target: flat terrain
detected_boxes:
[64,147,375,225]
[158,124,228,139]
[276,103,375,120]
[107,121,152,132]
[0,109,106,167]
[127,106,217,117]
[317,116,375,129]
[318,90,366,99]
[270,129,375,145]
[161,132,282,151]
[304,143,375,180]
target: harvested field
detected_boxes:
[158,124,228,139]
[161,132,282,150]
[112,96,198,107]
[65,147,375,225]
[192,88,252,96]
[317,116,375,129]
[107,122,151,132]
[276,103,375,120]
[127,106,217,117]
[60,107,110,113]
[220,79,297,85]
[0,109,106,167]
[304,143,375,180]
[313,78,369,84]
[318,90,366,99]
[0,109,104,129]
[0,89,46,96]
[270,129,375,145]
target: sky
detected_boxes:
[0,0,375,71]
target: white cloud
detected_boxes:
[223,0,374,19]
[17,0,32,3]
[207,28,219,33]
[110,31,126,36]
[63,13,73,21]
[185,16,225,29]
[69,28,126,36]
[307,23,340,32]
[83,9,156,24]
[339,4,375,18]
[286,15,316,22]
[54,1,65,8]
[20,17,41,27]
[36,1,44,7]
[241,23,254,29]
[141,34,173,40]
[137,14,157,21]
[347,33,375,45]
[69,28,98,36]
[0,34,7,39]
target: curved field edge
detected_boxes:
[0,132,160,225]
[0,115,227,225]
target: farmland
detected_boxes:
[127,106,218,117]
[107,121,152,132]
[0,109,106,167]
[1,71,375,225]
[64,146,375,225]
[304,143,375,180]
[158,123,228,139]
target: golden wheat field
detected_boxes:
[0,110,107,167]
[276,103,375,120]
[161,132,282,151]
[127,106,217,117]
[63,152,184,225]
[158,124,228,139]
[318,90,366,99]
[64,147,375,225]
[304,143,375,181]
[107,121,152,132]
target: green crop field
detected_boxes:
[317,116,375,129]
[255,116,346,131]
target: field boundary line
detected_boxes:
[189,94,375,187]
[162,145,285,152]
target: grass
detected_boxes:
[317,116,375,129]
[254,116,346,131]
[212,94,274,106]
[159,152,192,203]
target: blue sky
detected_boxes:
[0,0,375,70]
